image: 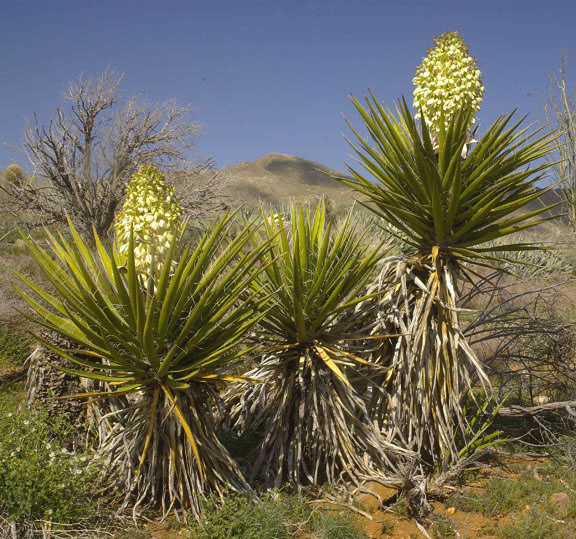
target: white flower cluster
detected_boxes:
[413,32,484,133]
[115,165,182,275]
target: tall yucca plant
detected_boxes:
[15,213,271,517]
[339,95,557,467]
[227,202,408,488]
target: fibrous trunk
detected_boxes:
[227,350,409,489]
[352,256,488,470]
[92,383,248,518]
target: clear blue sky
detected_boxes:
[1,0,575,172]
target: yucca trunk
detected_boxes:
[339,87,556,473]
[358,255,483,468]
[25,331,91,444]
[230,348,403,488]
[93,383,247,517]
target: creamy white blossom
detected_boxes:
[115,165,182,275]
[413,32,484,133]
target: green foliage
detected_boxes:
[218,425,261,461]
[187,491,365,539]
[311,509,366,539]
[342,95,557,267]
[487,233,574,277]
[0,401,103,523]
[449,478,526,516]
[497,512,556,539]
[231,202,399,487]
[431,515,458,537]
[338,80,557,469]
[250,202,382,345]
[444,392,507,467]
[450,458,576,518]
[380,521,395,535]
[16,211,269,406]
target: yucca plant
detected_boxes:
[15,212,272,517]
[226,202,408,488]
[339,94,557,468]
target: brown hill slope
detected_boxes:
[219,153,359,209]
[217,153,565,220]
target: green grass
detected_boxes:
[186,491,366,539]
[432,515,458,538]
[380,520,395,536]
[497,510,566,538]
[448,452,576,535]
[0,329,30,372]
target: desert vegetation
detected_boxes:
[1,32,576,538]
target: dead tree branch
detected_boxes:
[1,69,212,238]
[496,399,576,418]
[545,53,576,229]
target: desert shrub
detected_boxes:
[0,398,104,524]
[497,513,556,539]
[3,164,24,184]
[450,458,576,519]
[557,434,576,472]
[486,299,576,406]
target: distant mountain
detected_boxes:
[526,187,564,213]
[219,153,359,209]
[217,153,566,223]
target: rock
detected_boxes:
[14,239,27,250]
[353,480,397,511]
[532,395,551,405]
[549,492,570,517]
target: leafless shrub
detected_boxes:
[165,158,230,228]
[462,272,576,445]
[545,53,576,230]
[464,276,576,403]
[0,69,218,239]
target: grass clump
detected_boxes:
[449,454,576,519]
[0,395,104,524]
[186,491,365,539]
[0,329,30,372]
[497,510,564,538]
[450,476,543,516]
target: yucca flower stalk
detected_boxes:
[15,212,272,517]
[413,31,484,135]
[339,94,557,469]
[226,202,409,488]
[115,165,182,276]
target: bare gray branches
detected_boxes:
[2,70,203,238]
[545,54,576,230]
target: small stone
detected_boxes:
[14,239,27,250]
[549,492,570,517]
[353,481,397,511]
